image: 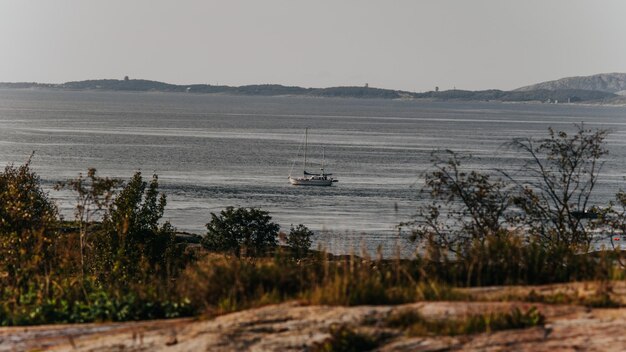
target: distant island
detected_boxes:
[2,72,626,104]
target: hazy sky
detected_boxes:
[1,0,625,92]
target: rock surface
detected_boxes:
[2,282,626,351]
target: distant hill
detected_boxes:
[0,79,412,99]
[412,88,615,102]
[515,73,626,93]
[0,77,621,103]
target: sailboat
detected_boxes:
[288,128,338,186]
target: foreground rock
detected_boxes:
[2,282,626,351]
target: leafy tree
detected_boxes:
[402,150,512,255]
[405,125,609,257]
[287,224,314,258]
[94,172,182,282]
[506,125,608,249]
[202,207,279,257]
[0,156,58,291]
[55,168,120,278]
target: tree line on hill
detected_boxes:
[0,79,619,102]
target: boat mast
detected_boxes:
[321,147,325,174]
[303,128,308,173]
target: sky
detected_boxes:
[1,0,625,92]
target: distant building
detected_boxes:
[364,83,369,88]
[124,76,129,81]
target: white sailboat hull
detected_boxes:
[289,176,336,186]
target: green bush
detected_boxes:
[202,207,279,257]
[0,281,193,326]
[93,172,185,283]
[287,224,313,258]
[0,158,58,292]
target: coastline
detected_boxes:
[1,86,625,106]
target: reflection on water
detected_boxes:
[1,89,626,255]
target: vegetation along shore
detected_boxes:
[3,125,626,350]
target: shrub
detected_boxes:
[287,224,314,258]
[55,168,120,278]
[0,280,193,326]
[507,125,608,249]
[93,172,184,283]
[406,125,609,251]
[401,150,512,256]
[202,207,279,257]
[404,125,617,285]
[0,157,58,292]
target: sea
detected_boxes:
[1,89,626,256]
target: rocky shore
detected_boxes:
[2,281,626,351]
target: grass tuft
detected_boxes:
[385,307,545,336]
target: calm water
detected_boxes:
[1,89,626,255]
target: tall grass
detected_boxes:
[419,232,625,287]
[2,231,624,326]
[176,250,459,315]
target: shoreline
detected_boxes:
[1,86,625,106]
